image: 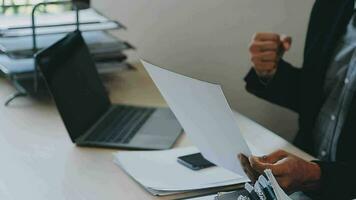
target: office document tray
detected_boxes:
[0,1,135,106]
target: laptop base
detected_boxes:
[76,106,182,150]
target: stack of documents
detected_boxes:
[113,147,249,196]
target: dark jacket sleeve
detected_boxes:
[244,59,301,113]
[312,161,356,199]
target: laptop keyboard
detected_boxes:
[85,106,155,144]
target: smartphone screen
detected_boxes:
[177,153,215,170]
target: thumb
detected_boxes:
[260,150,288,164]
[249,156,272,173]
[280,35,292,51]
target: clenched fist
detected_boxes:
[249,33,292,77]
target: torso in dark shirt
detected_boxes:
[293,0,355,163]
[312,5,356,162]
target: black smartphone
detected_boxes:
[177,153,215,170]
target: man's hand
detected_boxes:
[249,33,292,77]
[238,150,321,193]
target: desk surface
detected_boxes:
[0,64,313,200]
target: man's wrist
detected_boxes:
[308,162,321,182]
[302,162,321,191]
[255,68,277,85]
[255,68,277,78]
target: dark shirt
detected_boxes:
[244,0,356,199]
[313,8,356,162]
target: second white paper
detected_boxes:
[142,60,251,176]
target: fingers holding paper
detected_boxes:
[238,154,259,182]
[238,150,321,193]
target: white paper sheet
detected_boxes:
[141,60,251,176]
[113,147,248,192]
[265,169,292,200]
[185,195,216,200]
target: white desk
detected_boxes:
[0,64,313,200]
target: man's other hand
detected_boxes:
[238,150,321,193]
[249,33,292,77]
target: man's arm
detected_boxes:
[245,32,301,113]
[244,59,301,113]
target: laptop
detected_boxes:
[36,31,182,150]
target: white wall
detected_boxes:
[92,0,314,141]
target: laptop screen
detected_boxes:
[37,31,111,142]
